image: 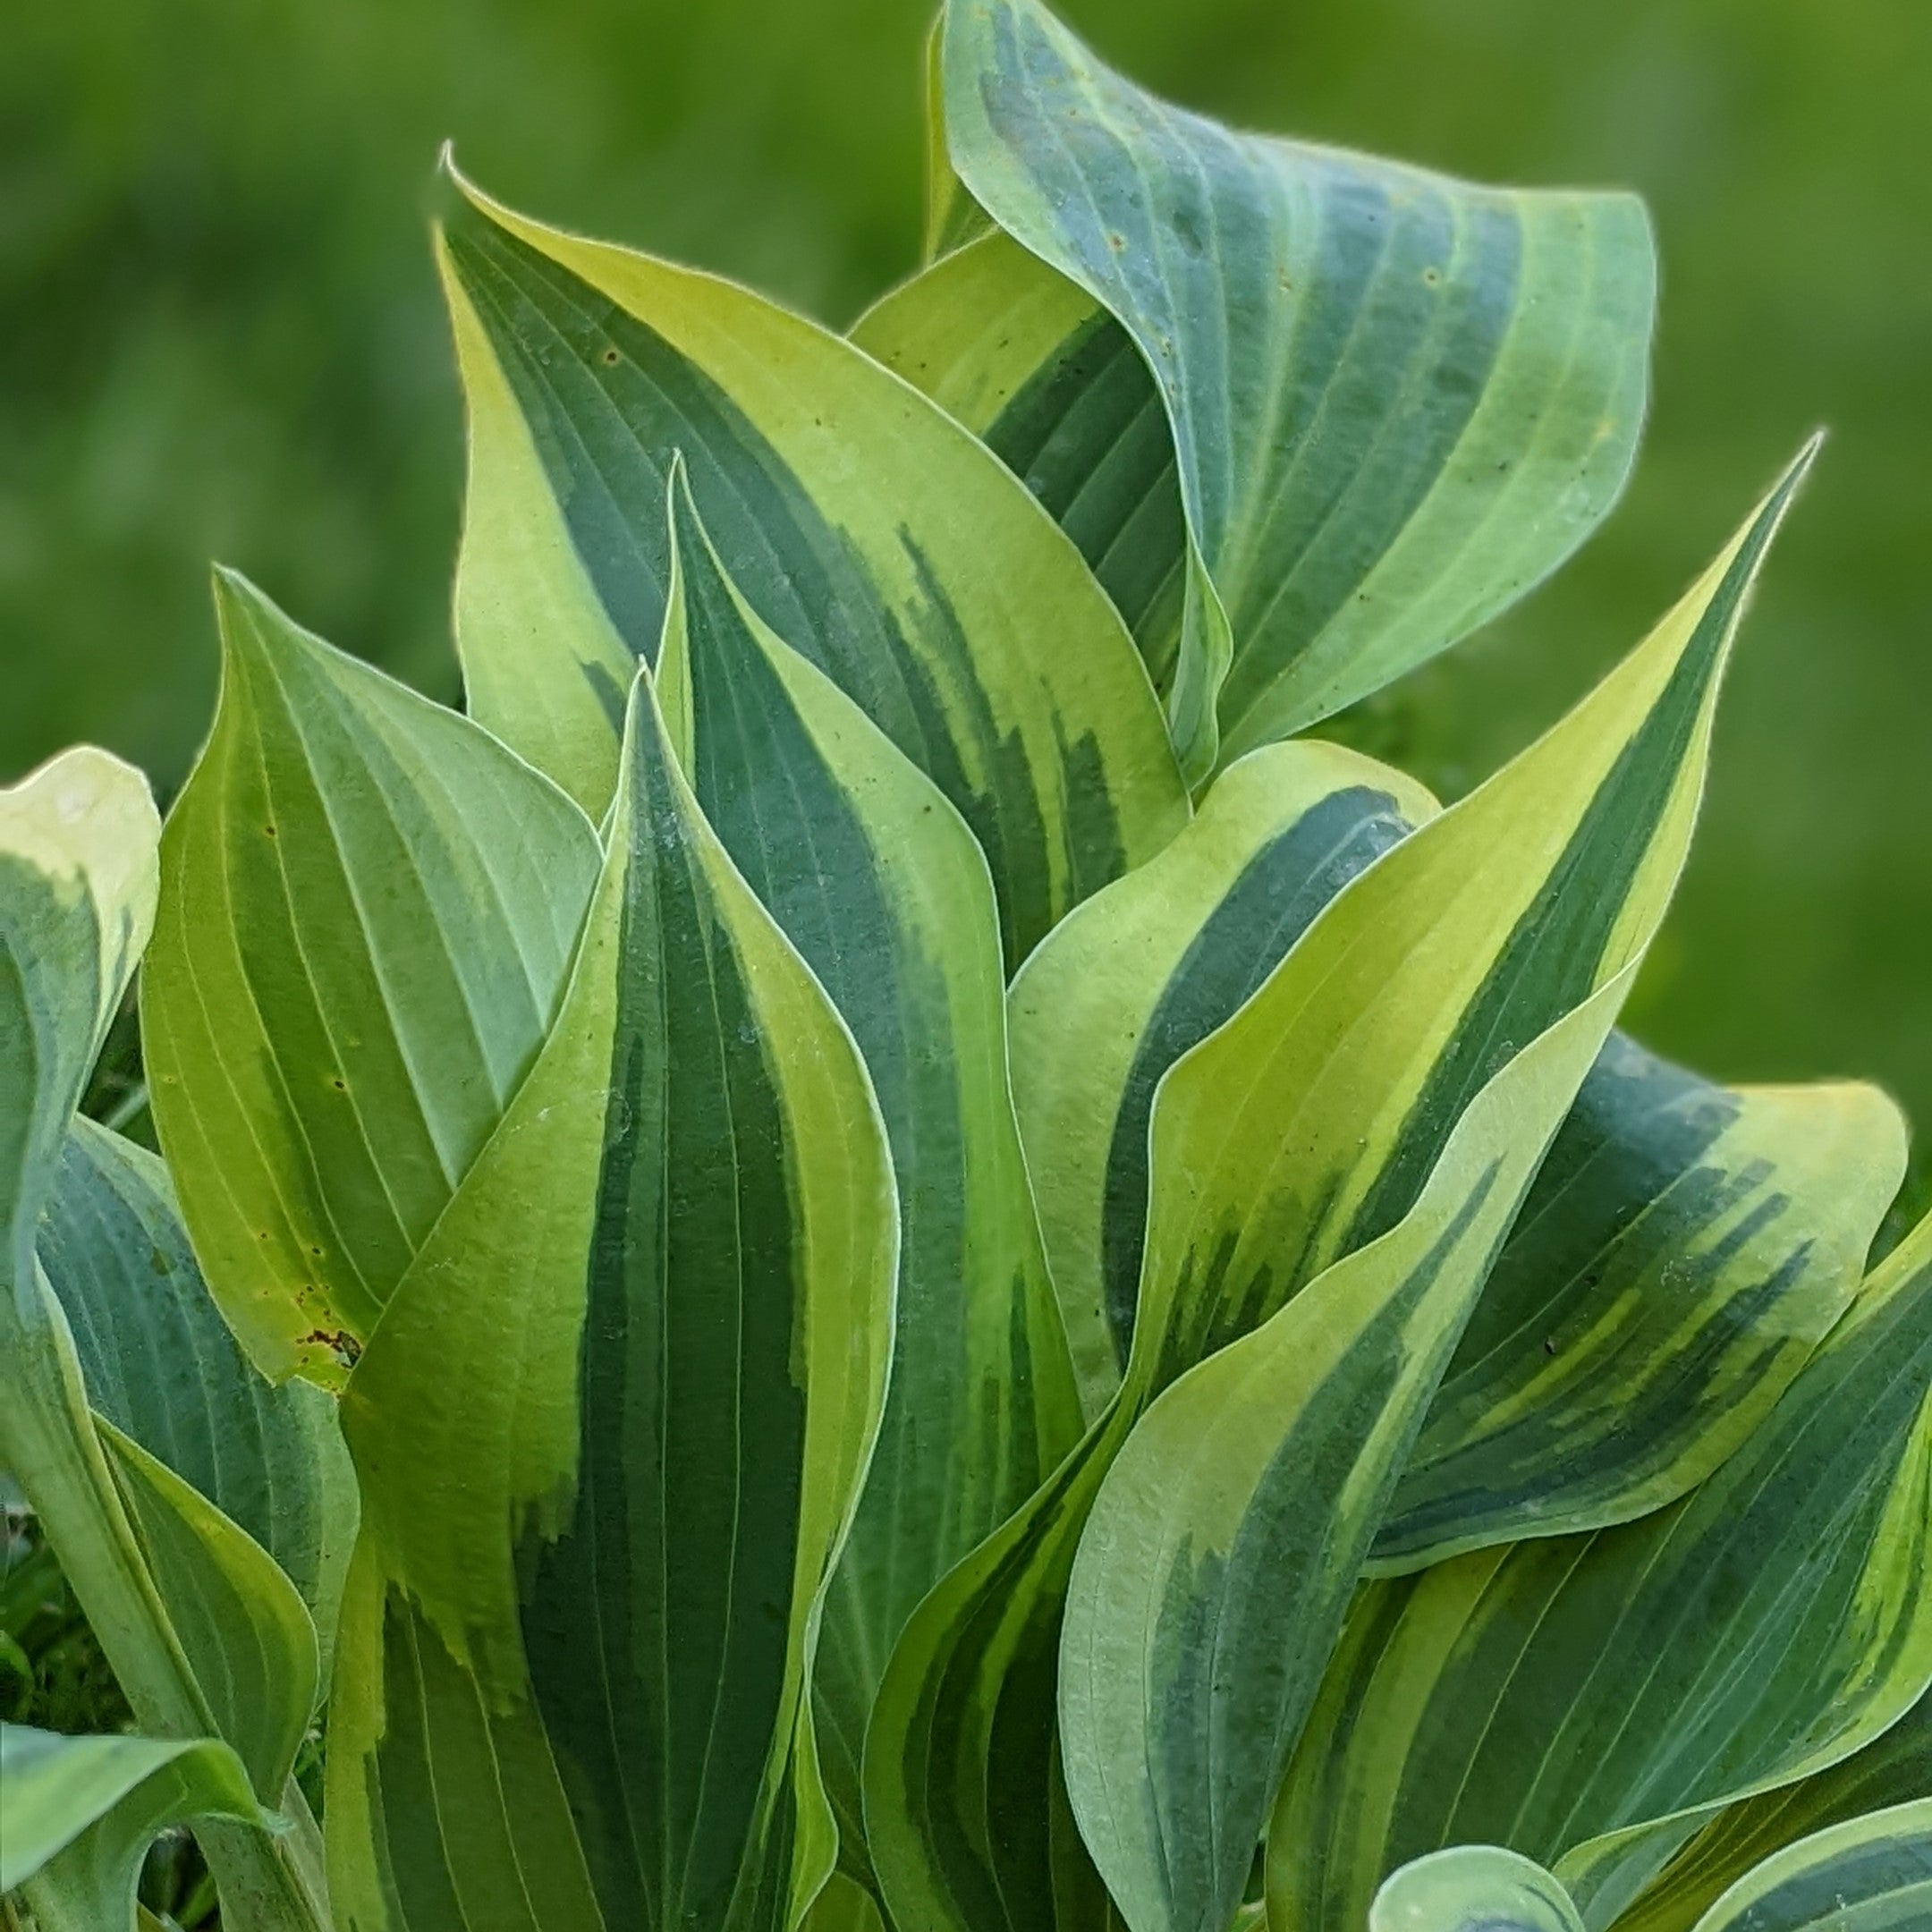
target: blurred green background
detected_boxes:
[4,0,1927,1135]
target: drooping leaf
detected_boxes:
[1372,1038,1909,1570]
[1614,1684,1932,1932]
[1,750,332,1932]
[940,0,1656,778]
[0,1724,262,1932]
[1006,739,1436,1411]
[1684,1801,1932,1932]
[1268,1208,1932,1932]
[141,569,601,1385]
[865,453,1813,1932]
[1060,982,1630,1932]
[327,668,898,1932]
[654,465,1083,1874]
[38,1116,358,1661]
[853,233,1188,699]
[1369,1846,1586,1932]
[436,161,1189,963]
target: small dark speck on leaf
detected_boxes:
[601,347,620,366]
[1543,1337,1558,1356]
[1107,232,1126,252]
[330,1077,347,1091]
[264,824,277,838]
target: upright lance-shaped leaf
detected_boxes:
[436,162,1188,964]
[38,1117,360,1666]
[1372,1038,1908,1570]
[654,467,1083,1870]
[853,232,1190,701]
[865,451,1812,1932]
[142,570,601,1385]
[939,0,1656,779]
[1268,1208,1932,1932]
[0,1724,264,1932]
[1368,1846,1587,1932]
[327,671,898,1932]
[1007,740,1437,1411]
[1680,1801,1932,1932]
[1615,1684,1932,1932]
[1,751,330,1932]
[1060,982,1631,1932]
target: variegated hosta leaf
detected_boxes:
[141,570,601,1385]
[864,454,1812,1932]
[0,1724,263,1932]
[1372,1037,1909,1570]
[937,0,1656,780]
[1268,1208,1932,1932]
[853,231,1189,701]
[1006,740,1437,1413]
[2,750,333,1932]
[1370,1846,1586,1932]
[1678,1801,1932,1932]
[436,161,1188,963]
[1061,983,1630,1932]
[38,1116,359,1668]
[1614,1684,1931,1932]
[653,466,1083,1876]
[2,747,157,1298]
[327,670,897,1932]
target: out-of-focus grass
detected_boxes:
[4,0,1928,1123]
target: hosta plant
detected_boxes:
[3,3,1928,1929]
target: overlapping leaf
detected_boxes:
[328,670,897,1932]
[1369,1846,1587,1932]
[865,453,1812,1932]
[1006,740,1436,1410]
[932,0,1655,781]
[1,750,330,1931]
[1615,1685,1932,1932]
[853,233,1188,700]
[0,1724,263,1932]
[653,466,1084,1874]
[1268,1208,1932,1932]
[38,1117,359,1665]
[1373,1037,1908,1569]
[141,571,601,1385]
[1060,984,1630,1932]
[1684,1801,1932,1932]
[437,161,1188,962]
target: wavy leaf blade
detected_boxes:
[1268,1211,1932,1932]
[437,168,1189,964]
[331,670,897,1932]
[1373,1039,1909,1569]
[655,469,1083,1873]
[868,457,1811,1932]
[1685,1801,1932,1932]
[141,572,600,1384]
[1007,740,1436,1408]
[1060,987,1627,1932]
[943,0,1655,775]
[1615,1686,1932,1932]
[853,234,1187,697]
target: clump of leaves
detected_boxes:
[3,4,1928,1930]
